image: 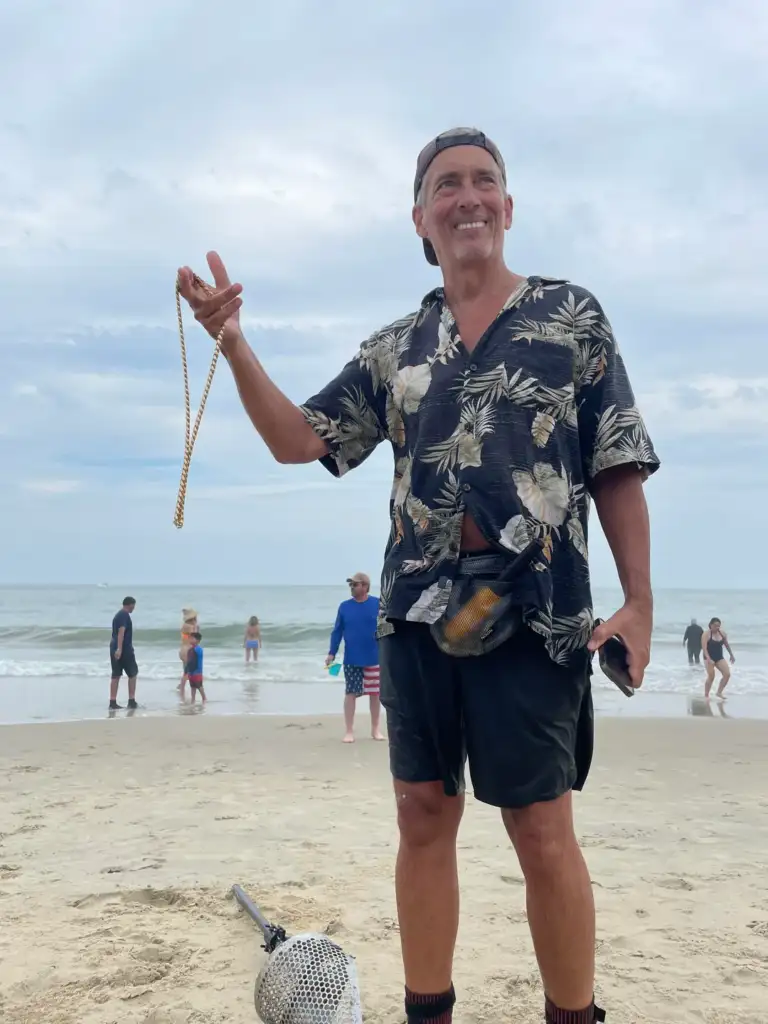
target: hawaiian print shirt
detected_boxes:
[300,276,660,666]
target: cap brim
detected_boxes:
[423,239,439,266]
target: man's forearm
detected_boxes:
[592,465,652,606]
[223,333,328,464]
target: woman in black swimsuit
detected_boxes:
[702,617,735,699]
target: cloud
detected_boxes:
[21,479,81,495]
[1,0,767,587]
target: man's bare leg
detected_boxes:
[395,780,463,993]
[369,694,385,740]
[503,792,595,1011]
[343,693,356,743]
[128,675,137,701]
[109,677,120,702]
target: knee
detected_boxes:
[503,800,577,879]
[396,783,463,849]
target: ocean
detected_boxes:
[1,585,768,725]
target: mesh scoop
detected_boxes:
[232,884,362,1024]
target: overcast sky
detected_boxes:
[1,0,766,588]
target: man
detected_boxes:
[683,618,704,665]
[324,572,384,743]
[178,126,660,1024]
[109,596,138,710]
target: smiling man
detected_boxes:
[178,126,660,1024]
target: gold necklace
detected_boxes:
[173,273,226,529]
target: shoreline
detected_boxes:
[2,678,768,726]
[1,714,767,1023]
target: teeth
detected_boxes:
[456,221,486,230]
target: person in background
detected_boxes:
[244,615,262,663]
[178,609,199,699]
[702,617,735,699]
[185,631,206,703]
[683,618,704,665]
[325,572,384,743]
[109,596,138,710]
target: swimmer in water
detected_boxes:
[179,608,199,699]
[702,617,735,700]
[244,615,261,663]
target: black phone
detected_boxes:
[593,620,635,697]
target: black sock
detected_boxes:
[405,984,455,1024]
[545,997,605,1023]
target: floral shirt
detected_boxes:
[300,276,660,666]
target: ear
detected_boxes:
[412,203,428,240]
[504,193,514,231]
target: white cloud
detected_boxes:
[21,479,81,494]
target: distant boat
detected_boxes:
[97,583,108,588]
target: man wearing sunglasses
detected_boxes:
[178,126,659,1024]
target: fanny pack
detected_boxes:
[429,540,540,657]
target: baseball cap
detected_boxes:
[346,572,370,586]
[414,127,507,267]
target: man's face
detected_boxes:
[348,579,366,596]
[126,603,136,613]
[413,146,512,269]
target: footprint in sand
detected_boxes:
[654,876,695,891]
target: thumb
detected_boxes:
[207,250,231,289]
[588,615,619,652]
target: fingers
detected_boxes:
[196,295,243,339]
[207,251,231,289]
[177,266,214,306]
[194,282,242,319]
[587,616,616,652]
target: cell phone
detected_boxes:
[593,620,635,697]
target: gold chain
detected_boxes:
[173,273,226,529]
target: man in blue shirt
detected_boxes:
[325,572,383,743]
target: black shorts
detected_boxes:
[379,620,594,809]
[110,649,138,679]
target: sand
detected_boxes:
[1,713,767,1024]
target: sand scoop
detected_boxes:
[232,884,362,1024]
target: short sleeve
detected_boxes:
[576,294,660,488]
[299,333,389,478]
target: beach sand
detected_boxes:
[1,714,767,1024]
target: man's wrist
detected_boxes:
[221,328,246,361]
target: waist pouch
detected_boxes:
[429,540,540,658]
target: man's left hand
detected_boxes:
[588,600,652,688]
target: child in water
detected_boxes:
[178,608,198,699]
[244,616,261,663]
[185,632,206,703]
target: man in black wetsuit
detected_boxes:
[683,619,704,665]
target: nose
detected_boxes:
[456,186,482,209]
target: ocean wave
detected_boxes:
[0,622,332,649]
[0,655,330,683]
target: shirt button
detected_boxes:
[462,483,471,492]
[469,362,478,371]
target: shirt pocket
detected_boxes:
[499,339,577,433]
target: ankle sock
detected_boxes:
[545,997,605,1023]
[405,984,455,1024]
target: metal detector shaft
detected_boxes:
[232,885,286,950]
